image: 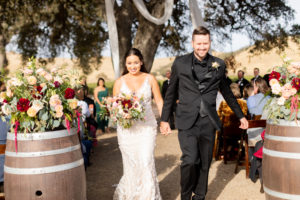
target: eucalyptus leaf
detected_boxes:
[53,120,60,128]
[41,112,49,121]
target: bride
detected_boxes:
[113,48,164,200]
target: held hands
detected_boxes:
[239,117,249,129]
[160,121,172,136]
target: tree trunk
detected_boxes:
[0,34,8,72]
[133,2,165,73]
[115,0,135,75]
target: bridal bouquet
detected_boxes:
[0,58,82,133]
[264,56,300,122]
[99,93,146,129]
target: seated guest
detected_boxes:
[218,83,248,127]
[217,83,248,162]
[247,77,270,116]
[243,84,254,101]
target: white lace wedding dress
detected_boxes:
[113,76,162,200]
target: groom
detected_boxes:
[160,26,248,200]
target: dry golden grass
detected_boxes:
[5,39,300,83]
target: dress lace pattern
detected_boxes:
[113,76,162,200]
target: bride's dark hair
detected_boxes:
[122,48,148,75]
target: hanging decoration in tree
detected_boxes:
[189,0,206,28]
[105,0,204,78]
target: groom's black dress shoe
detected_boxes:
[192,194,205,200]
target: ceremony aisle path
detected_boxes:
[86,130,265,200]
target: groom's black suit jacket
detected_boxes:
[161,53,244,130]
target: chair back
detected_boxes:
[248,120,266,128]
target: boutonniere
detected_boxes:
[212,62,220,71]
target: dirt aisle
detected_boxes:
[86,130,265,200]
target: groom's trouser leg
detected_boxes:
[194,117,215,198]
[178,116,215,200]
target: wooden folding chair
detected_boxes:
[235,119,266,178]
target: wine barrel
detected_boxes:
[263,120,300,200]
[4,128,86,200]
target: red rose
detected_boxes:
[292,78,300,90]
[17,98,30,112]
[269,71,281,81]
[64,88,75,99]
[3,99,8,104]
[54,81,60,88]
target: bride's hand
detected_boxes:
[160,121,171,135]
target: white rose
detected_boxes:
[277,97,286,106]
[23,68,33,75]
[269,79,279,87]
[36,68,44,74]
[45,73,53,81]
[32,100,44,111]
[27,76,37,85]
[271,83,282,95]
[50,95,62,107]
[1,104,12,115]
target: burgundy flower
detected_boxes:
[17,98,30,112]
[292,77,300,91]
[54,81,60,88]
[269,71,281,81]
[33,85,44,99]
[122,99,132,109]
[64,88,75,99]
[3,99,8,104]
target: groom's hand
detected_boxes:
[160,121,171,135]
[239,117,248,129]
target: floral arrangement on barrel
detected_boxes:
[264,56,300,123]
[99,93,146,129]
[0,58,82,134]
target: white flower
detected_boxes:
[283,57,292,62]
[11,78,23,86]
[36,68,44,74]
[1,104,12,115]
[6,88,13,98]
[51,67,58,73]
[212,62,220,70]
[45,73,53,81]
[55,104,63,112]
[269,79,279,87]
[23,68,33,75]
[54,76,63,84]
[277,97,286,105]
[27,107,38,117]
[27,76,37,85]
[68,99,78,109]
[32,100,44,111]
[50,95,62,107]
[271,83,282,95]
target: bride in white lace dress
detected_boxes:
[112,48,164,200]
